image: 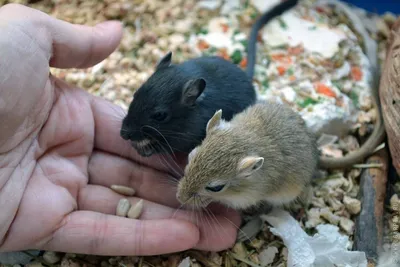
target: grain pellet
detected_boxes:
[127,199,144,219]
[116,198,131,217]
[110,184,136,196]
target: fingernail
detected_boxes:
[95,20,123,30]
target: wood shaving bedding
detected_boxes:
[0,0,397,266]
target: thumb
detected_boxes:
[0,4,123,69]
[48,20,123,69]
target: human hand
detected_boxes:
[0,3,240,256]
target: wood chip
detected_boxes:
[343,196,361,215]
[110,185,136,196]
[177,257,191,267]
[42,251,61,264]
[127,199,144,219]
[116,198,132,217]
[258,246,278,266]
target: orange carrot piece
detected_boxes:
[277,66,286,76]
[288,45,304,55]
[197,40,210,50]
[314,82,336,98]
[240,57,247,68]
[351,66,363,81]
[217,48,230,61]
[220,23,229,33]
[271,53,292,64]
[289,75,296,81]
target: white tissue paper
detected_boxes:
[260,209,368,267]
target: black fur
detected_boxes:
[120,55,256,157]
[120,0,299,157]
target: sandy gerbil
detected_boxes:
[176,100,319,212]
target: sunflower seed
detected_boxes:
[111,185,136,196]
[116,198,132,217]
[127,199,144,219]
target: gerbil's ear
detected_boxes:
[206,109,222,134]
[188,147,198,162]
[181,78,206,106]
[237,156,264,176]
[156,51,172,70]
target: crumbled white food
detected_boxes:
[299,102,356,136]
[261,12,347,58]
[332,61,351,80]
[258,246,279,266]
[251,0,281,13]
[196,0,221,10]
[281,86,298,103]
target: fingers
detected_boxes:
[43,210,199,256]
[88,150,180,207]
[0,3,123,69]
[90,95,188,176]
[78,185,241,251]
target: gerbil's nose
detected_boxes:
[176,191,190,204]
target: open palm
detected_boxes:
[0,4,240,256]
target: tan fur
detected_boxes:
[176,100,320,211]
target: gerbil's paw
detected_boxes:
[242,203,273,217]
[236,216,263,243]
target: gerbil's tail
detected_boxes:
[317,0,386,170]
[246,0,299,79]
[318,50,385,170]
[318,118,385,170]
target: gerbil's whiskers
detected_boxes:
[147,136,184,178]
[223,214,254,244]
[161,133,202,143]
[159,129,204,138]
[140,134,178,177]
[200,201,227,244]
[171,201,187,220]
[156,146,183,179]
[142,125,176,156]
[200,204,223,246]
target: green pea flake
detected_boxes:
[331,80,342,90]
[298,97,319,108]
[250,11,258,19]
[278,17,288,29]
[286,67,294,75]
[240,39,248,49]
[230,50,243,64]
[349,90,359,107]
[270,44,289,50]
[233,29,241,36]
[308,25,317,30]
[203,46,218,56]
[197,28,209,35]
[262,79,270,89]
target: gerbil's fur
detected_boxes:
[176,100,319,211]
[120,0,299,158]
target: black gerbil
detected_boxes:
[120,53,256,157]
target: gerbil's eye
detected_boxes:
[151,111,169,122]
[206,184,225,192]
